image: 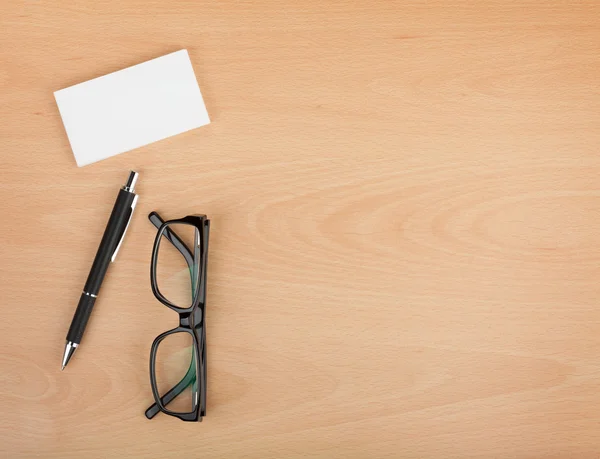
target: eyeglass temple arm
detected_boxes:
[148,211,194,270]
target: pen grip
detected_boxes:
[67,293,96,344]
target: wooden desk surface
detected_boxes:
[1,1,600,457]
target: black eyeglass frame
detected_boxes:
[145,212,209,422]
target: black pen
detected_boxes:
[61,171,139,370]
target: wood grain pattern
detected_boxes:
[1,1,600,457]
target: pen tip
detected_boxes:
[62,341,77,371]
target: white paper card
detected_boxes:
[54,49,210,167]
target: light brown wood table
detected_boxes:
[1,1,599,457]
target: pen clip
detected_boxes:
[112,194,138,262]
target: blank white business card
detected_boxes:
[54,49,210,167]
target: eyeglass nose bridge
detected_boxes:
[179,312,191,328]
[179,307,203,329]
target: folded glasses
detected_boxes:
[145,212,209,422]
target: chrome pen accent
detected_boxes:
[61,341,78,371]
[123,171,139,193]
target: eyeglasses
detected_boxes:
[144,212,209,422]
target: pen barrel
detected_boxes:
[84,188,136,294]
[67,293,97,343]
